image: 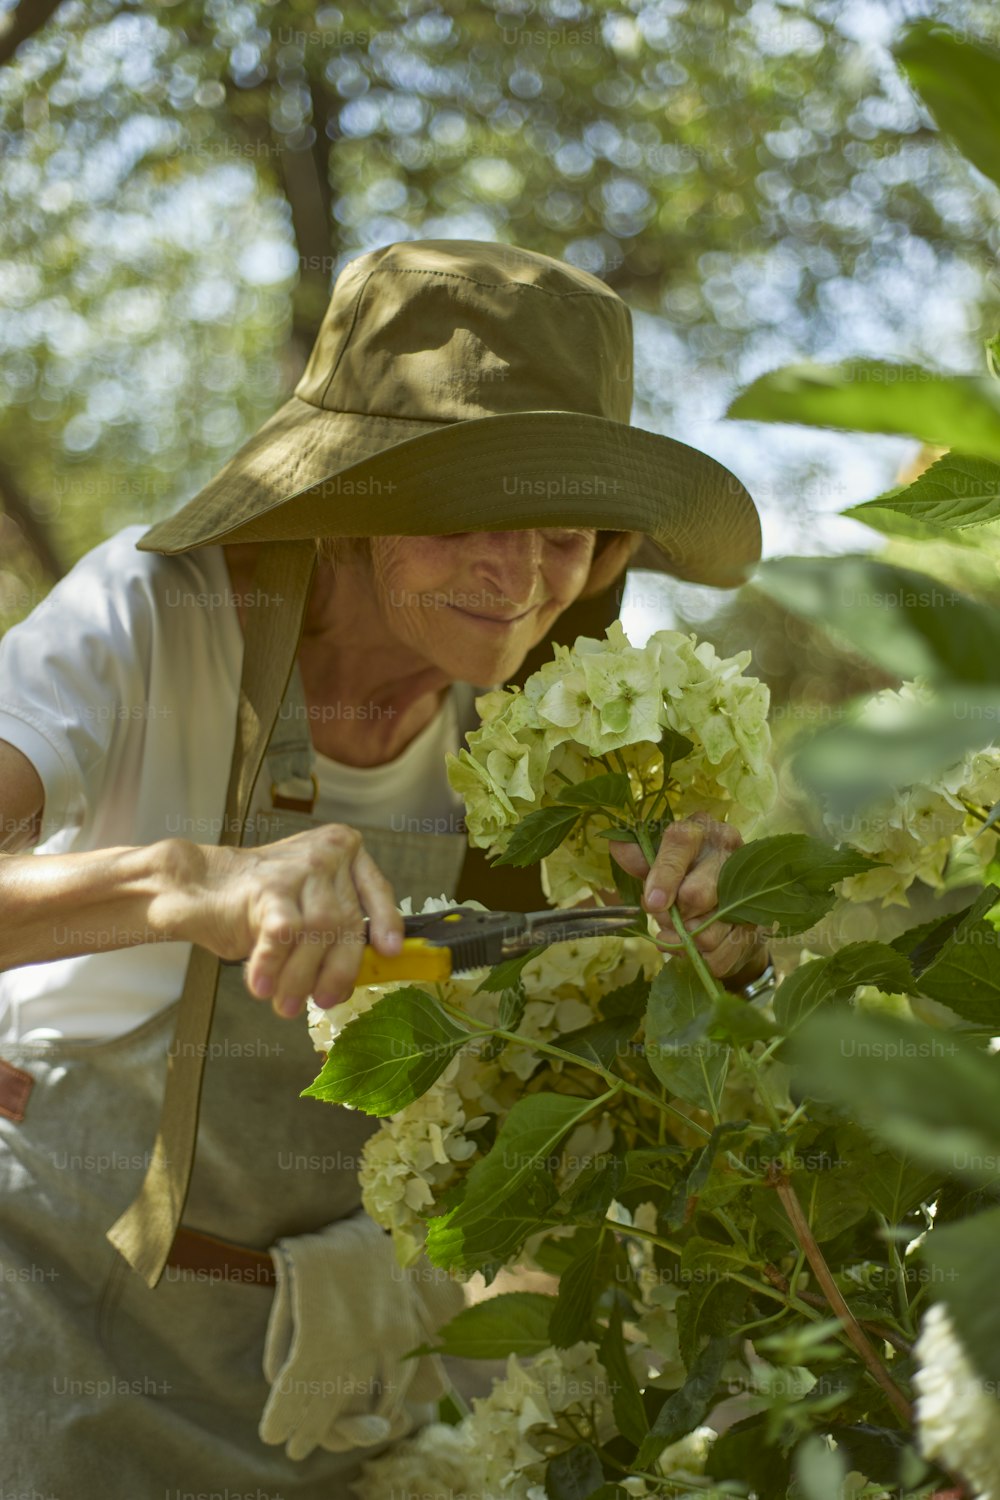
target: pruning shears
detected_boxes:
[221,904,649,986]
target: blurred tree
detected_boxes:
[2,0,1000,628]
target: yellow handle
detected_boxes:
[354,937,453,986]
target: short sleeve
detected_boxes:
[0,529,154,839]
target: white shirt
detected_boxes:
[0,525,472,1043]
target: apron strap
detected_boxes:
[265,657,318,811]
[106,540,317,1289]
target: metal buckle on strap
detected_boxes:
[270,772,318,813]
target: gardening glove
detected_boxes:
[323,1248,467,1451]
[257,1208,464,1461]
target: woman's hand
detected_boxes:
[165,826,405,1020]
[606,812,769,984]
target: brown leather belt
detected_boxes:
[164,1225,277,1289]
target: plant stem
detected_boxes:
[878,1210,913,1337]
[437,997,712,1140]
[667,901,726,1006]
[618,1223,824,1324]
[736,1046,782,1132]
[761,1263,915,1359]
[767,1163,913,1425]
[603,1451,725,1494]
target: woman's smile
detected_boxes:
[448,602,536,628]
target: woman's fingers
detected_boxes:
[607,814,757,975]
[607,813,741,915]
[700,922,764,979]
[233,825,404,1019]
[244,892,309,1002]
[349,844,403,957]
[270,855,368,1018]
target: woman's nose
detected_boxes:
[466,531,543,606]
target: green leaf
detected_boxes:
[727,360,1000,462]
[662,1122,749,1231]
[555,1153,626,1224]
[846,453,1000,532]
[916,884,1000,1025]
[645,958,730,1115]
[791,1011,1000,1187]
[413,1291,555,1360]
[426,1092,601,1273]
[599,973,652,1022]
[634,1334,729,1471]
[750,1162,872,1246]
[621,1144,686,1194]
[825,1425,919,1489]
[795,1433,848,1500]
[790,688,1000,807]
[498,983,528,1032]
[706,1414,792,1499]
[599,1297,649,1447]
[557,772,632,808]
[544,1444,604,1500]
[862,1144,941,1225]
[550,1229,617,1347]
[429,1172,559,1279]
[595,823,639,842]
[680,1235,751,1284]
[714,834,874,936]
[659,726,695,771]
[609,852,645,907]
[492,804,581,867]
[559,1015,641,1071]
[750,555,1000,686]
[476,951,545,993]
[707,990,780,1044]
[920,1205,1000,1385]
[889,897,986,971]
[301,988,470,1115]
[676,1276,747,1369]
[841,497,992,545]
[896,21,1000,193]
[772,943,915,1033]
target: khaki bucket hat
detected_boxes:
[110,239,762,1288]
[136,237,759,584]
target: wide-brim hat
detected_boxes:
[110,240,762,1289]
[137,238,760,589]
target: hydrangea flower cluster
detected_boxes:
[349,1336,714,1500]
[914,1300,1000,1498]
[822,680,1000,908]
[445,620,777,907]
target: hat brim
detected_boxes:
[137,401,760,588]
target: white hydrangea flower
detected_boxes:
[359,1054,491,1267]
[914,1301,1000,1498]
[348,1418,485,1499]
[821,680,1000,907]
[464,1341,622,1493]
[445,619,776,903]
[348,1324,707,1499]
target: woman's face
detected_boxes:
[367,528,598,683]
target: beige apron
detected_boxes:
[0,661,474,1495]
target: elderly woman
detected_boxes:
[0,240,770,1495]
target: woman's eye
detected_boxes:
[542,529,595,545]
